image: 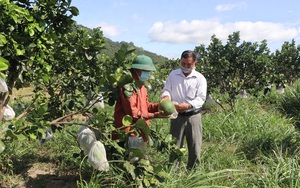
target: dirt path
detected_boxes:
[1,162,79,188]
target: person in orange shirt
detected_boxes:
[113,55,169,145]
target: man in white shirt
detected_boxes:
[161,50,207,170]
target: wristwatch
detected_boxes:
[188,104,193,109]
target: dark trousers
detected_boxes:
[170,113,202,169]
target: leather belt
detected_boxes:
[178,108,201,116]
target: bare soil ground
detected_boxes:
[1,87,88,187]
[1,162,80,188]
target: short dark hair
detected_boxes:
[181,50,197,61]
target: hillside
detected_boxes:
[103,37,169,64]
[78,24,169,65]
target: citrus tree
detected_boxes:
[0,0,83,148]
[195,32,273,108]
[0,0,124,154]
[272,39,300,87]
[0,2,181,186]
[0,0,136,147]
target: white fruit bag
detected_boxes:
[0,78,8,93]
[3,105,15,121]
[170,101,178,119]
[88,141,109,171]
[127,136,145,150]
[127,136,145,163]
[90,94,105,109]
[77,126,96,155]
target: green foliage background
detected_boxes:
[1,0,300,187]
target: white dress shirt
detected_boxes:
[161,68,207,112]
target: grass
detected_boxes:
[11,86,34,101]
[2,81,300,187]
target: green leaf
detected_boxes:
[16,49,25,55]
[16,134,27,141]
[115,52,124,63]
[69,6,79,16]
[127,148,144,158]
[18,73,23,83]
[11,14,18,23]
[139,158,150,166]
[85,52,93,60]
[134,80,144,87]
[122,115,133,126]
[0,57,9,70]
[164,134,173,142]
[14,6,27,15]
[42,74,50,83]
[126,46,136,54]
[108,75,117,85]
[25,14,34,22]
[135,118,150,135]
[0,70,7,79]
[0,34,7,46]
[124,161,136,179]
[37,105,48,115]
[29,132,37,139]
[117,74,133,86]
[29,28,35,36]
[6,130,18,140]
[139,159,153,172]
[45,64,51,72]
[123,90,132,98]
[143,178,150,187]
[123,83,134,92]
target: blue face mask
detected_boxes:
[139,71,150,81]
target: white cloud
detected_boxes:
[148,19,300,45]
[233,21,299,41]
[215,2,247,11]
[96,22,120,37]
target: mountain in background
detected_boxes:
[78,25,169,65]
[103,37,169,64]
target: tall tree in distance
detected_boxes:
[272,39,300,87]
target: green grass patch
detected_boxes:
[2,82,300,187]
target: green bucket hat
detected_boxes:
[130,55,156,71]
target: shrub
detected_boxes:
[276,79,300,129]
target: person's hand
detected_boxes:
[175,103,191,113]
[160,96,170,103]
[154,110,171,118]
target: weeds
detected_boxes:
[2,80,300,187]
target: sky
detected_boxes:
[71,0,300,59]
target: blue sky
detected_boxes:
[71,0,300,59]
